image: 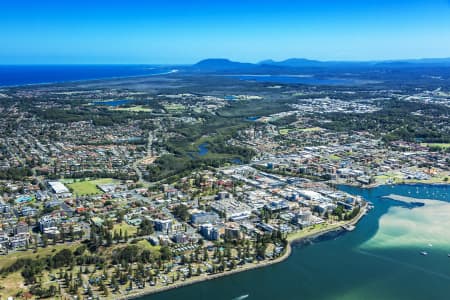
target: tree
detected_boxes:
[137,219,154,236]
[188,264,192,278]
[106,231,113,246]
[160,246,172,261]
[203,248,209,261]
[52,249,74,268]
[172,204,190,221]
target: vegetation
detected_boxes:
[67,178,116,196]
[314,100,450,143]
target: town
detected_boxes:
[0,73,449,299]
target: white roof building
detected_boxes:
[48,181,70,194]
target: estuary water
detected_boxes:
[142,184,450,300]
[230,75,370,86]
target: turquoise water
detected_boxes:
[15,195,32,203]
[141,184,450,300]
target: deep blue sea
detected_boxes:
[0,65,173,87]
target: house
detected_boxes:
[14,222,29,235]
[39,215,60,232]
[20,206,37,217]
[35,191,49,201]
[9,233,28,249]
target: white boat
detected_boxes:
[420,251,428,256]
[234,295,249,300]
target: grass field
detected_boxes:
[329,154,341,161]
[112,222,138,237]
[0,271,25,298]
[375,171,450,184]
[297,127,323,132]
[287,222,341,242]
[136,239,161,252]
[112,105,152,112]
[163,103,186,113]
[67,178,117,195]
[279,128,291,135]
[421,143,450,149]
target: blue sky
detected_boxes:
[1,0,450,64]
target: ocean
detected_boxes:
[140,184,450,300]
[0,65,174,87]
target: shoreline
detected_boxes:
[116,203,368,300]
[333,181,450,189]
[0,68,178,89]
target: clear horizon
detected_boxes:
[1,56,450,66]
[1,0,450,64]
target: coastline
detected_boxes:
[115,203,368,300]
[334,181,450,189]
[0,68,178,89]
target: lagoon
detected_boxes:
[93,99,133,106]
[198,143,209,156]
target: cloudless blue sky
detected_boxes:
[1,0,450,64]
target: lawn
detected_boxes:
[112,222,138,237]
[375,171,450,184]
[421,143,450,149]
[0,271,25,298]
[112,105,152,112]
[279,128,291,135]
[67,178,117,196]
[287,223,340,242]
[136,239,161,252]
[329,154,341,161]
[163,103,186,113]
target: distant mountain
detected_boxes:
[191,58,256,72]
[261,57,450,68]
[259,58,325,67]
[186,57,450,74]
[396,58,450,64]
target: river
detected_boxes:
[139,184,450,300]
